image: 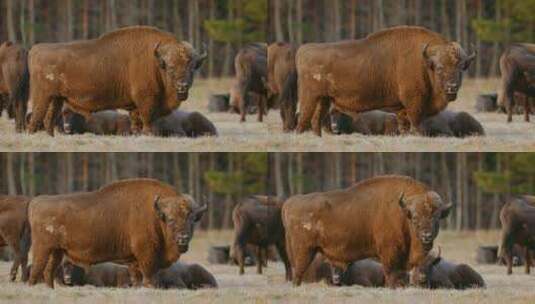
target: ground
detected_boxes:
[1,78,534,152]
[1,230,535,304]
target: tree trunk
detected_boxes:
[273,0,284,41]
[6,0,17,42]
[296,0,303,44]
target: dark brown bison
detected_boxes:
[0,41,29,132]
[26,26,206,136]
[0,195,31,282]
[27,178,207,288]
[331,110,399,136]
[290,26,475,136]
[282,175,452,288]
[420,110,485,137]
[302,254,387,287]
[499,44,535,122]
[154,262,218,289]
[232,195,291,280]
[267,42,298,132]
[234,43,268,123]
[411,248,485,289]
[499,195,535,275]
[151,110,218,137]
[62,107,131,135]
[60,261,134,288]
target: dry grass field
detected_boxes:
[1,230,535,304]
[0,78,534,152]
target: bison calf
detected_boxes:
[62,107,131,135]
[155,262,217,289]
[411,248,485,289]
[151,110,217,137]
[331,110,399,136]
[420,110,485,137]
[282,175,452,288]
[232,195,291,280]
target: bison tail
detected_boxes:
[13,60,30,131]
[281,70,298,111]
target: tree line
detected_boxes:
[1,152,532,231]
[268,0,534,78]
[0,0,267,78]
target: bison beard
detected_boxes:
[293,26,475,136]
[26,26,206,136]
[27,178,207,288]
[282,175,452,288]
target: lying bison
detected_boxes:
[420,110,485,137]
[499,44,535,122]
[0,195,31,282]
[155,262,218,289]
[152,110,218,137]
[411,248,485,289]
[290,26,475,136]
[499,195,535,275]
[234,43,268,123]
[282,175,452,287]
[232,195,291,280]
[62,107,131,135]
[0,41,29,132]
[28,178,207,288]
[331,110,399,136]
[61,261,134,288]
[267,42,298,132]
[26,26,206,136]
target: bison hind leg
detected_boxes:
[44,250,64,288]
[291,247,316,286]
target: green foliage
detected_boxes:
[474,154,535,194]
[472,0,535,43]
[204,0,266,43]
[204,153,267,196]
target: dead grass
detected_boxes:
[1,78,534,152]
[1,230,535,304]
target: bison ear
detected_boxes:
[439,203,453,219]
[154,42,166,70]
[398,192,413,219]
[153,195,166,222]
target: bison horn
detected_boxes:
[466,44,477,61]
[422,43,430,60]
[197,43,208,61]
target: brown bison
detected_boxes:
[232,195,291,280]
[62,107,131,135]
[0,195,31,282]
[499,195,535,275]
[0,41,29,132]
[26,26,206,136]
[151,110,218,137]
[234,43,268,123]
[290,26,475,136]
[282,175,452,287]
[154,262,218,289]
[411,248,486,289]
[331,110,399,136]
[27,178,207,288]
[303,254,387,287]
[420,110,485,137]
[267,42,298,132]
[499,44,535,122]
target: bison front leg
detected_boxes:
[383,269,407,288]
[524,95,531,122]
[525,247,531,275]
[138,261,158,288]
[129,110,143,135]
[256,246,264,274]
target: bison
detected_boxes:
[289,26,475,136]
[282,175,452,288]
[419,110,485,137]
[234,43,268,123]
[151,110,218,137]
[0,195,31,282]
[61,261,134,288]
[27,178,207,288]
[25,26,206,136]
[62,107,131,135]
[267,42,298,132]
[499,44,535,123]
[0,41,29,132]
[154,262,218,289]
[232,195,291,280]
[499,195,535,275]
[331,110,399,136]
[411,248,486,289]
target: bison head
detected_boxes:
[154,42,207,102]
[154,194,207,253]
[422,42,476,102]
[410,246,442,288]
[398,191,452,252]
